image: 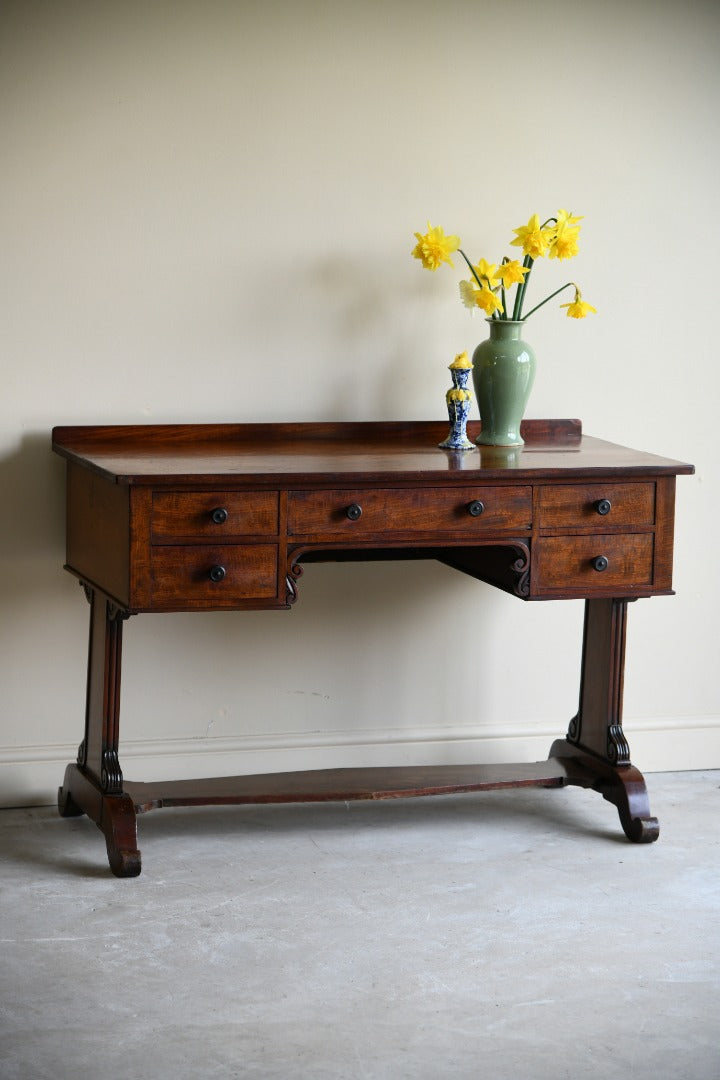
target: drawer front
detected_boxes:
[152,492,279,541]
[537,483,655,529]
[151,544,278,605]
[534,534,654,593]
[288,487,532,536]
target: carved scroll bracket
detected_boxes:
[285,560,304,605]
[285,539,532,605]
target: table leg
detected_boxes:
[549,597,659,843]
[57,587,141,876]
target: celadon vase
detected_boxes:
[472,319,536,447]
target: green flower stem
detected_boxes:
[512,255,534,320]
[458,249,484,290]
[522,282,575,320]
[459,247,499,319]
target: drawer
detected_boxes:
[288,487,532,536]
[537,483,655,529]
[152,491,278,541]
[150,544,278,605]
[534,534,654,594]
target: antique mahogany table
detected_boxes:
[52,420,693,876]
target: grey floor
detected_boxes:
[1,771,719,1080]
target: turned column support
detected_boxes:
[58,586,141,876]
[550,597,659,843]
[77,587,129,792]
[567,597,632,765]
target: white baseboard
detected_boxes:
[2,717,719,808]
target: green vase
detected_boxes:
[472,319,536,447]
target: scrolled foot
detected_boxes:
[106,844,142,878]
[548,740,660,844]
[620,813,659,845]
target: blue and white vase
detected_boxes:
[439,352,475,451]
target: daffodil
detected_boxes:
[412,210,596,323]
[472,259,501,288]
[548,221,580,260]
[510,213,549,259]
[560,287,597,319]
[556,209,583,229]
[475,286,503,316]
[496,259,530,289]
[411,223,460,271]
[459,280,503,315]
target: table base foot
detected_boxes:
[56,750,660,876]
[58,764,142,877]
[549,739,659,843]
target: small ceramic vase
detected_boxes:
[439,353,475,451]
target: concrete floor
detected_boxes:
[1,771,719,1080]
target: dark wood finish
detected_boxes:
[127,762,568,811]
[533,533,654,595]
[52,419,691,486]
[287,486,532,537]
[536,482,655,529]
[52,421,693,875]
[66,464,131,608]
[150,543,279,607]
[152,490,279,541]
[567,598,632,766]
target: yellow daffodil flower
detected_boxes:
[459,279,503,315]
[549,222,580,260]
[560,286,597,319]
[473,259,501,289]
[510,213,548,259]
[450,351,472,369]
[556,209,583,229]
[475,286,503,316]
[413,210,596,326]
[412,223,460,271]
[496,260,530,289]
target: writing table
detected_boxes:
[52,420,693,877]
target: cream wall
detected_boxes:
[1,0,718,806]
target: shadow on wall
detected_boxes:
[240,251,449,422]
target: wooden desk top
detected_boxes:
[52,420,694,487]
